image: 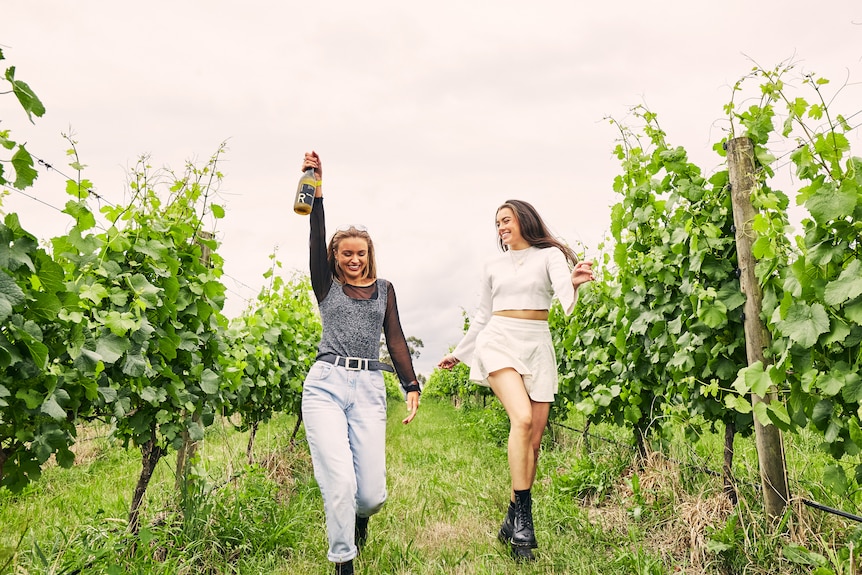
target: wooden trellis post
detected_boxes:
[726,136,790,521]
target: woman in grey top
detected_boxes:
[299,151,420,575]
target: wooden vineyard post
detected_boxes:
[726,136,790,521]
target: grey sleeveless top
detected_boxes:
[317,279,388,360]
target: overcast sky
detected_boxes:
[2,2,861,377]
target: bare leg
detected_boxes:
[487,368,533,491]
[527,401,550,486]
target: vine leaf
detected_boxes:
[200,369,219,395]
[4,66,46,122]
[848,418,862,449]
[824,260,862,307]
[40,395,66,420]
[0,271,27,308]
[823,464,848,495]
[11,147,38,189]
[845,300,862,325]
[841,373,862,403]
[805,180,857,224]
[95,333,130,364]
[778,302,829,348]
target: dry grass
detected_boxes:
[257,445,313,503]
[582,446,735,572]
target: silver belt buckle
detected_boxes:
[344,356,366,370]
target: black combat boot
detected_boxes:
[335,559,354,575]
[497,499,516,544]
[510,489,537,562]
[355,515,369,550]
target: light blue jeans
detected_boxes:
[302,360,389,563]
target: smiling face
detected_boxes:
[334,236,370,284]
[495,207,529,250]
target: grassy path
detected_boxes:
[0,398,695,574]
[271,398,624,574]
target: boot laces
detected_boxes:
[517,501,533,529]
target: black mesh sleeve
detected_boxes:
[382,281,420,392]
[309,197,332,303]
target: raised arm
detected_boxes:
[304,151,331,303]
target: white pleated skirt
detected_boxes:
[468,315,558,402]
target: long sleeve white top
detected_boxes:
[452,246,578,364]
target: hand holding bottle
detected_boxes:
[294,151,322,215]
[302,151,322,179]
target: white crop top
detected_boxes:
[452,246,578,363]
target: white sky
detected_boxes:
[2,1,861,377]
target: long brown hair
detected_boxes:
[497,199,578,267]
[327,226,378,283]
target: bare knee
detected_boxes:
[510,411,533,434]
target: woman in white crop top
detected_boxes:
[437,199,594,562]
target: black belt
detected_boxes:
[317,353,395,373]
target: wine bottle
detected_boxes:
[293,167,317,215]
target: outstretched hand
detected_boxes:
[437,354,460,370]
[572,260,595,288]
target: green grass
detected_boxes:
[2,398,861,574]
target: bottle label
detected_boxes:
[296,183,316,208]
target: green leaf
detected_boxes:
[778,302,829,348]
[698,299,727,328]
[725,394,752,414]
[0,270,27,307]
[0,296,12,323]
[841,373,862,403]
[73,348,101,372]
[98,386,118,403]
[791,145,818,179]
[28,292,62,321]
[746,367,772,397]
[11,145,38,189]
[78,281,108,304]
[187,420,205,441]
[128,273,161,307]
[823,464,848,495]
[824,260,862,307]
[18,331,49,370]
[55,448,75,468]
[817,373,844,397]
[122,353,147,377]
[104,310,138,336]
[846,300,862,325]
[200,369,220,394]
[767,402,791,428]
[783,543,827,566]
[95,333,130,364]
[752,400,771,426]
[811,399,833,428]
[849,419,862,450]
[140,387,164,404]
[6,67,46,122]
[40,395,66,420]
[805,180,857,224]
